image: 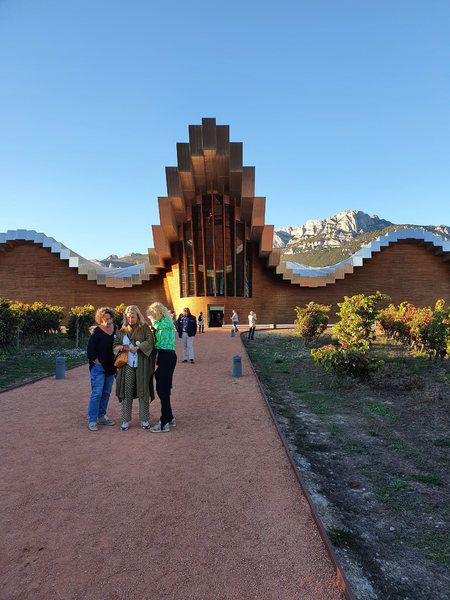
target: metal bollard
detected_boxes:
[232,354,242,377]
[55,356,66,380]
[231,329,235,338]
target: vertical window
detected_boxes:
[245,241,252,297]
[178,241,186,298]
[225,204,234,296]
[202,195,215,296]
[192,205,204,296]
[183,222,195,296]
[236,221,245,297]
[213,194,224,296]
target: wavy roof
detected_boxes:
[1,227,449,289]
[0,230,157,288]
[276,228,450,287]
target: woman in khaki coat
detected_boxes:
[113,305,155,430]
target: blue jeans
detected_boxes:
[88,364,115,423]
[233,322,238,332]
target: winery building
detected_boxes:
[1,119,450,324]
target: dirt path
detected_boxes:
[0,329,344,600]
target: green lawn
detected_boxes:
[0,334,88,390]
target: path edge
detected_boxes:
[240,336,357,600]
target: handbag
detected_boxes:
[114,325,139,368]
[114,351,128,368]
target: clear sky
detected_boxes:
[1,0,449,260]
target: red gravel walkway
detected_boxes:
[0,329,344,600]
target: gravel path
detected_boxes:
[0,329,344,600]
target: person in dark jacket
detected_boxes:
[176,307,197,363]
[86,307,117,431]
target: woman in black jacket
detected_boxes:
[86,307,117,431]
[176,307,197,363]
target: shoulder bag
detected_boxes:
[114,325,139,368]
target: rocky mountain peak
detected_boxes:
[274,210,449,267]
[274,210,393,248]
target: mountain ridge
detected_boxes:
[92,210,450,268]
[275,210,450,267]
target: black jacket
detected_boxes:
[176,314,197,338]
[86,325,117,374]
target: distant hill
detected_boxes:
[275,210,450,267]
[92,210,450,269]
[93,252,149,268]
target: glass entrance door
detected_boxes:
[208,307,224,327]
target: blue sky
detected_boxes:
[1,0,449,260]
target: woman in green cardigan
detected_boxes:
[146,302,177,432]
[113,305,155,430]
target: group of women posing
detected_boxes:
[86,303,176,432]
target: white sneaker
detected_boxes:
[142,421,150,429]
[149,422,170,432]
[168,418,176,427]
[120,422,129,431]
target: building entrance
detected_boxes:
[208,306,224,327]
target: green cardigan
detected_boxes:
[113,323,155,402]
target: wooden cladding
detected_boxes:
[179,194,251,299]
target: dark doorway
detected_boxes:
[209,307,224,327]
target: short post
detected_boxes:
[231,329,235,338]
[55,356,66,380]
[233,354,242,378]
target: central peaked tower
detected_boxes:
[150,118,280,301]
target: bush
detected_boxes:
[333,291,390,350]
[114,303,126,327]
[21,302,65,339]
[428,300,450,360]
[67,305,95,342]
[312,292,389,380]
[311,344,384,380]
[0,299,24,351]
[409,307,433,352]
[294,302,331,344]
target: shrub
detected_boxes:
[409,307,433,352]
[333,291,390,349]
[377,302,417,344]
[377,304,397,338]
[114,303,126,327]
[312,292,389,380]
[21,302,65,339]
[67,305,95,342]
[0,299,24,351]
[294,302,331,344]
[311,344,384,380]
[427,300,450,360]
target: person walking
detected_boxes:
[248,310,257,340]
[176,307,197,363]
[86,307,117,431]
[113,305,155,431]
[198,311,205,333]
[231,309,239,332]
[146,302,177,432]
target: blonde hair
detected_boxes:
[147,302,170,322]
[95,307,116,324]
[122,305,146,327]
